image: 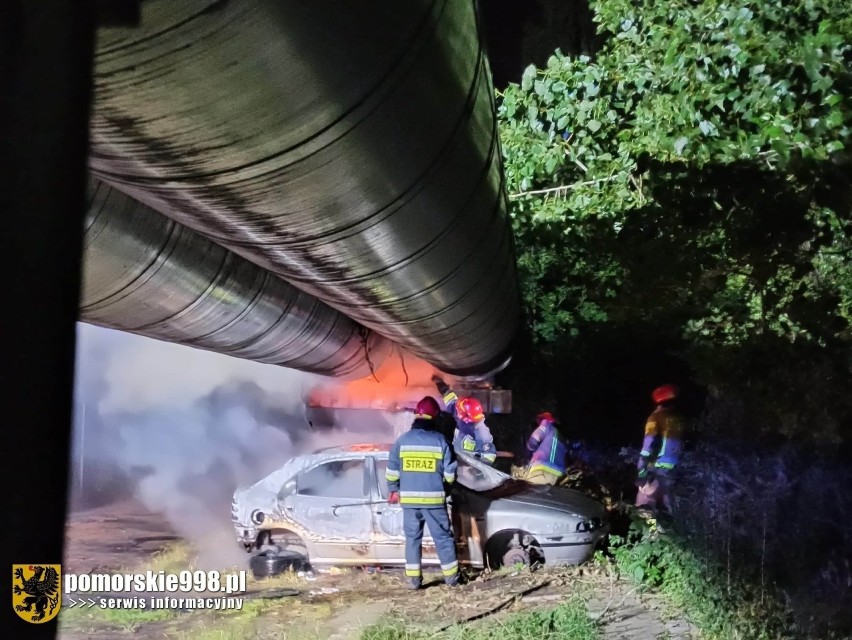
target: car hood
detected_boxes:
[498,484,605,518]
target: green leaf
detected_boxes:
[698,120,716,136]
[825,110,843,128]
[544,156,558,174]
[588,120,602,133]
[674,137,688,154]
[521,65,537,92]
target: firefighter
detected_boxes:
[386,396,460,589]
[431,375,497,464]
[635,384,685,515]
[521,411,567,485]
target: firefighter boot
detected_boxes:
[406,579,422,590]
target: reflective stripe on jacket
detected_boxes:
[442,389,497,463]
[526,421,567,476]
[386,420,457,508]
[639,406,684,470]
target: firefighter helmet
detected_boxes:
[537,411,556,423]
[456,397,485,423]
[652,384,679,404]
[414,396,441,420]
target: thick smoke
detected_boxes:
[71,323,394,569]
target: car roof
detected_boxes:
[311,442,393,455]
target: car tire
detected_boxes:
[249,549,309,579]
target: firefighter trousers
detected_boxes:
[403,506,458,585]
[635,468,673,515]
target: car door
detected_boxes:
[369,455,470,564]
[284,456,375,563]
[368,455,420,562]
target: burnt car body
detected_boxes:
[231,444,608,569]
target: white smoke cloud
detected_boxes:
[71,323,395,570]
[91,325,317,414]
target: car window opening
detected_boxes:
[297,459,368,500]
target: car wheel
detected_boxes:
[249,549,309,579]
[501,547,530,568]
[485,530,544,570]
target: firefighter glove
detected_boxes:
[388,491,400,504]
[432,375,449,395]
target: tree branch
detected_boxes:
[436,580,552,632]
[509,176,620,199]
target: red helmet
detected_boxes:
[414,396,441,420]
[456,397,485,423]
[652,384,679,404]
[537,411,556,423]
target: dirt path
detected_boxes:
[588,588,698,639]
[63,499,180,574]
[58,502,696,640]
[324,600,388,640]
[384,567,698,640]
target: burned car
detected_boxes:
[231,443,608,571]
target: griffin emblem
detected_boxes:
[12,564,61,623]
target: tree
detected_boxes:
[497,0,851,439]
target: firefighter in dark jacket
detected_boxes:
[636,384,685,515]
[431,375,497,464]
[386,396,459,589]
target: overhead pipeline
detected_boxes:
[80,178,389,379]
[88,0,520,377]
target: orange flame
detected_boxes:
[309,347,447,410]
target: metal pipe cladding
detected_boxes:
[89,0,521,377]
[80,178,390,379]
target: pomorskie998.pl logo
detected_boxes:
[13,564,247,622]
[65,569,246,594]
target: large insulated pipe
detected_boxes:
[80,178,389,378]
[89,0,520,378]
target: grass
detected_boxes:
[58,541,223,631]
[606,514,800,640]
[142,540,243,575]
[58,540,346,638]
[176,626,322,640]
[171,598,333,640]
[360,597,599,640]
[246,566,309,589]
[179,630,251,640]
[59,604,176,632]
[488,562,529,577]
[146,541,195,572]
[60,591,335,638]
